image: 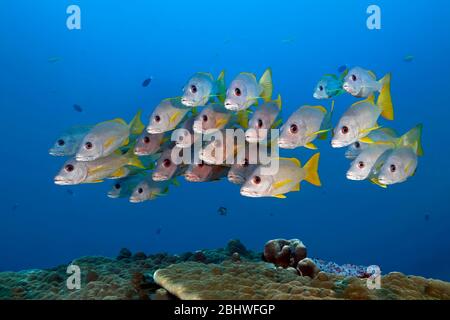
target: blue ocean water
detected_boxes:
[0,0,449,281]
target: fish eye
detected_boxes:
[354,141,360,148]
[162,159,171,168]
[351,74,357,81]
[84,142,93,150]
[290,124,298,134]
[341,126,349,134]
[57,139,65,146]
[243,158,249,167]
[65,164,74,172]
[202,114,208,122]
[319,85,324,91]
[358,161,365,169]
[114,183,121,190]
[252,175,261,185]
[143,136,151,144]
[390,164,396,172]
[257,119,263,128]
[234,87,241,97]
[154,115,161,123]
[190,85,197,94]
[138,188,143,194]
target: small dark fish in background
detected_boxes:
[218,207,227,216]
[142,77,153,87]
[156,227,162,235]
[338,65,347,73]
[404,55,414,62]
[66,189,74,196]
[269,212,274,217]
[424,213,430,221]
[12,203,19,212]
[48,56,61,63]
[73,104,83,113]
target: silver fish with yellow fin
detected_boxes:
[240,153,321,199]
[245,95,282,143]
[181,71,226,107]
[147,98,192,134]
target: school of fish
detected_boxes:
[50,66,423,202]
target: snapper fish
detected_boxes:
[134,131,169,156]
[343,67,393,120]
[172,116,198,148]
[108,175,144,199]
[245,95,282,143]
[181,71,226,107]
[224,68,273,111]
[313,70,348,99]
[346,144,394,182]
[199,131,246,165]
[240,153,321,199]
[49,125,92,156]
[192,103,248,134]
[152,145,188,181]
[184,163,229,182]
[227,144,259,185]
[129,177,176,203]
[147,98,192,134]
[278,102,333,150]
[331,94,394,148]
[376,124,424,186]
[76,110,144,161]
[54,148,145,185]
[345,127,398,160]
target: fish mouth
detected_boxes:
[277,140,296,149]
[377,176,391,185]
[224,101,240,111]
[107,192,119,199]
[344,150,356,159]
[245,134,262,144]
[176,141,192,148]
[181,98,195,107]
[331,140,348,148]
[184,173,202,182]
[346,172,365,181]
[134,148,150,156]
[192,122,204,134]
[54,176,73,185]
[343,84,356,95]
[76,155,96,161]
[49,150,65,156]
[147,127,162,134]
[152,173,169,181]
[240,188,262,198]
[228,174,245,184]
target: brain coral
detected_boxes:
[154,261,450,300]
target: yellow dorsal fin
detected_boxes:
[259,68,273,102]
[110,167,128,179]
[124,147,145,169]
[377,73,394,120]
[197,72,214,81]
[216,70,226,104]
[111,118,127,126]
[291,183,300,192]
[360,125,382,135]
[398,123,424,156]
[304,142,318,150]
[303,153,321,186]
[273,179,293,190]
[129,110,145,135]
[273,194,287,199]
[309,105,327,114]
[280,157,301,167]
[241,72,257,81]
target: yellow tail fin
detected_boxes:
[303,153,321,186]
[125,147,145,168]
[259,68,273,102]
[398,124,424,156]
[129,109,145,135]
[216,70,226,104]
[378,73,394,120]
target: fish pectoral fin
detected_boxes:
[309,105,328,114]
[88,180,104,184]
[273,179,293,190]
[308,128,331,138]
[110,167,128,179]
[110,118,128,126]
[172,178,180,187]
[169,111,181,124]
[359,136,375,144]
[304,142,318,150]
[291,183,300,192]
[272,118,283,129]
[215,118,228,128]
[370,178,387,189]
[360,125,382,135]
[273,194,287,199]
[103,136,117,149]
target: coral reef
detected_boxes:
[1,239,449,300]
[154,261,450,300]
